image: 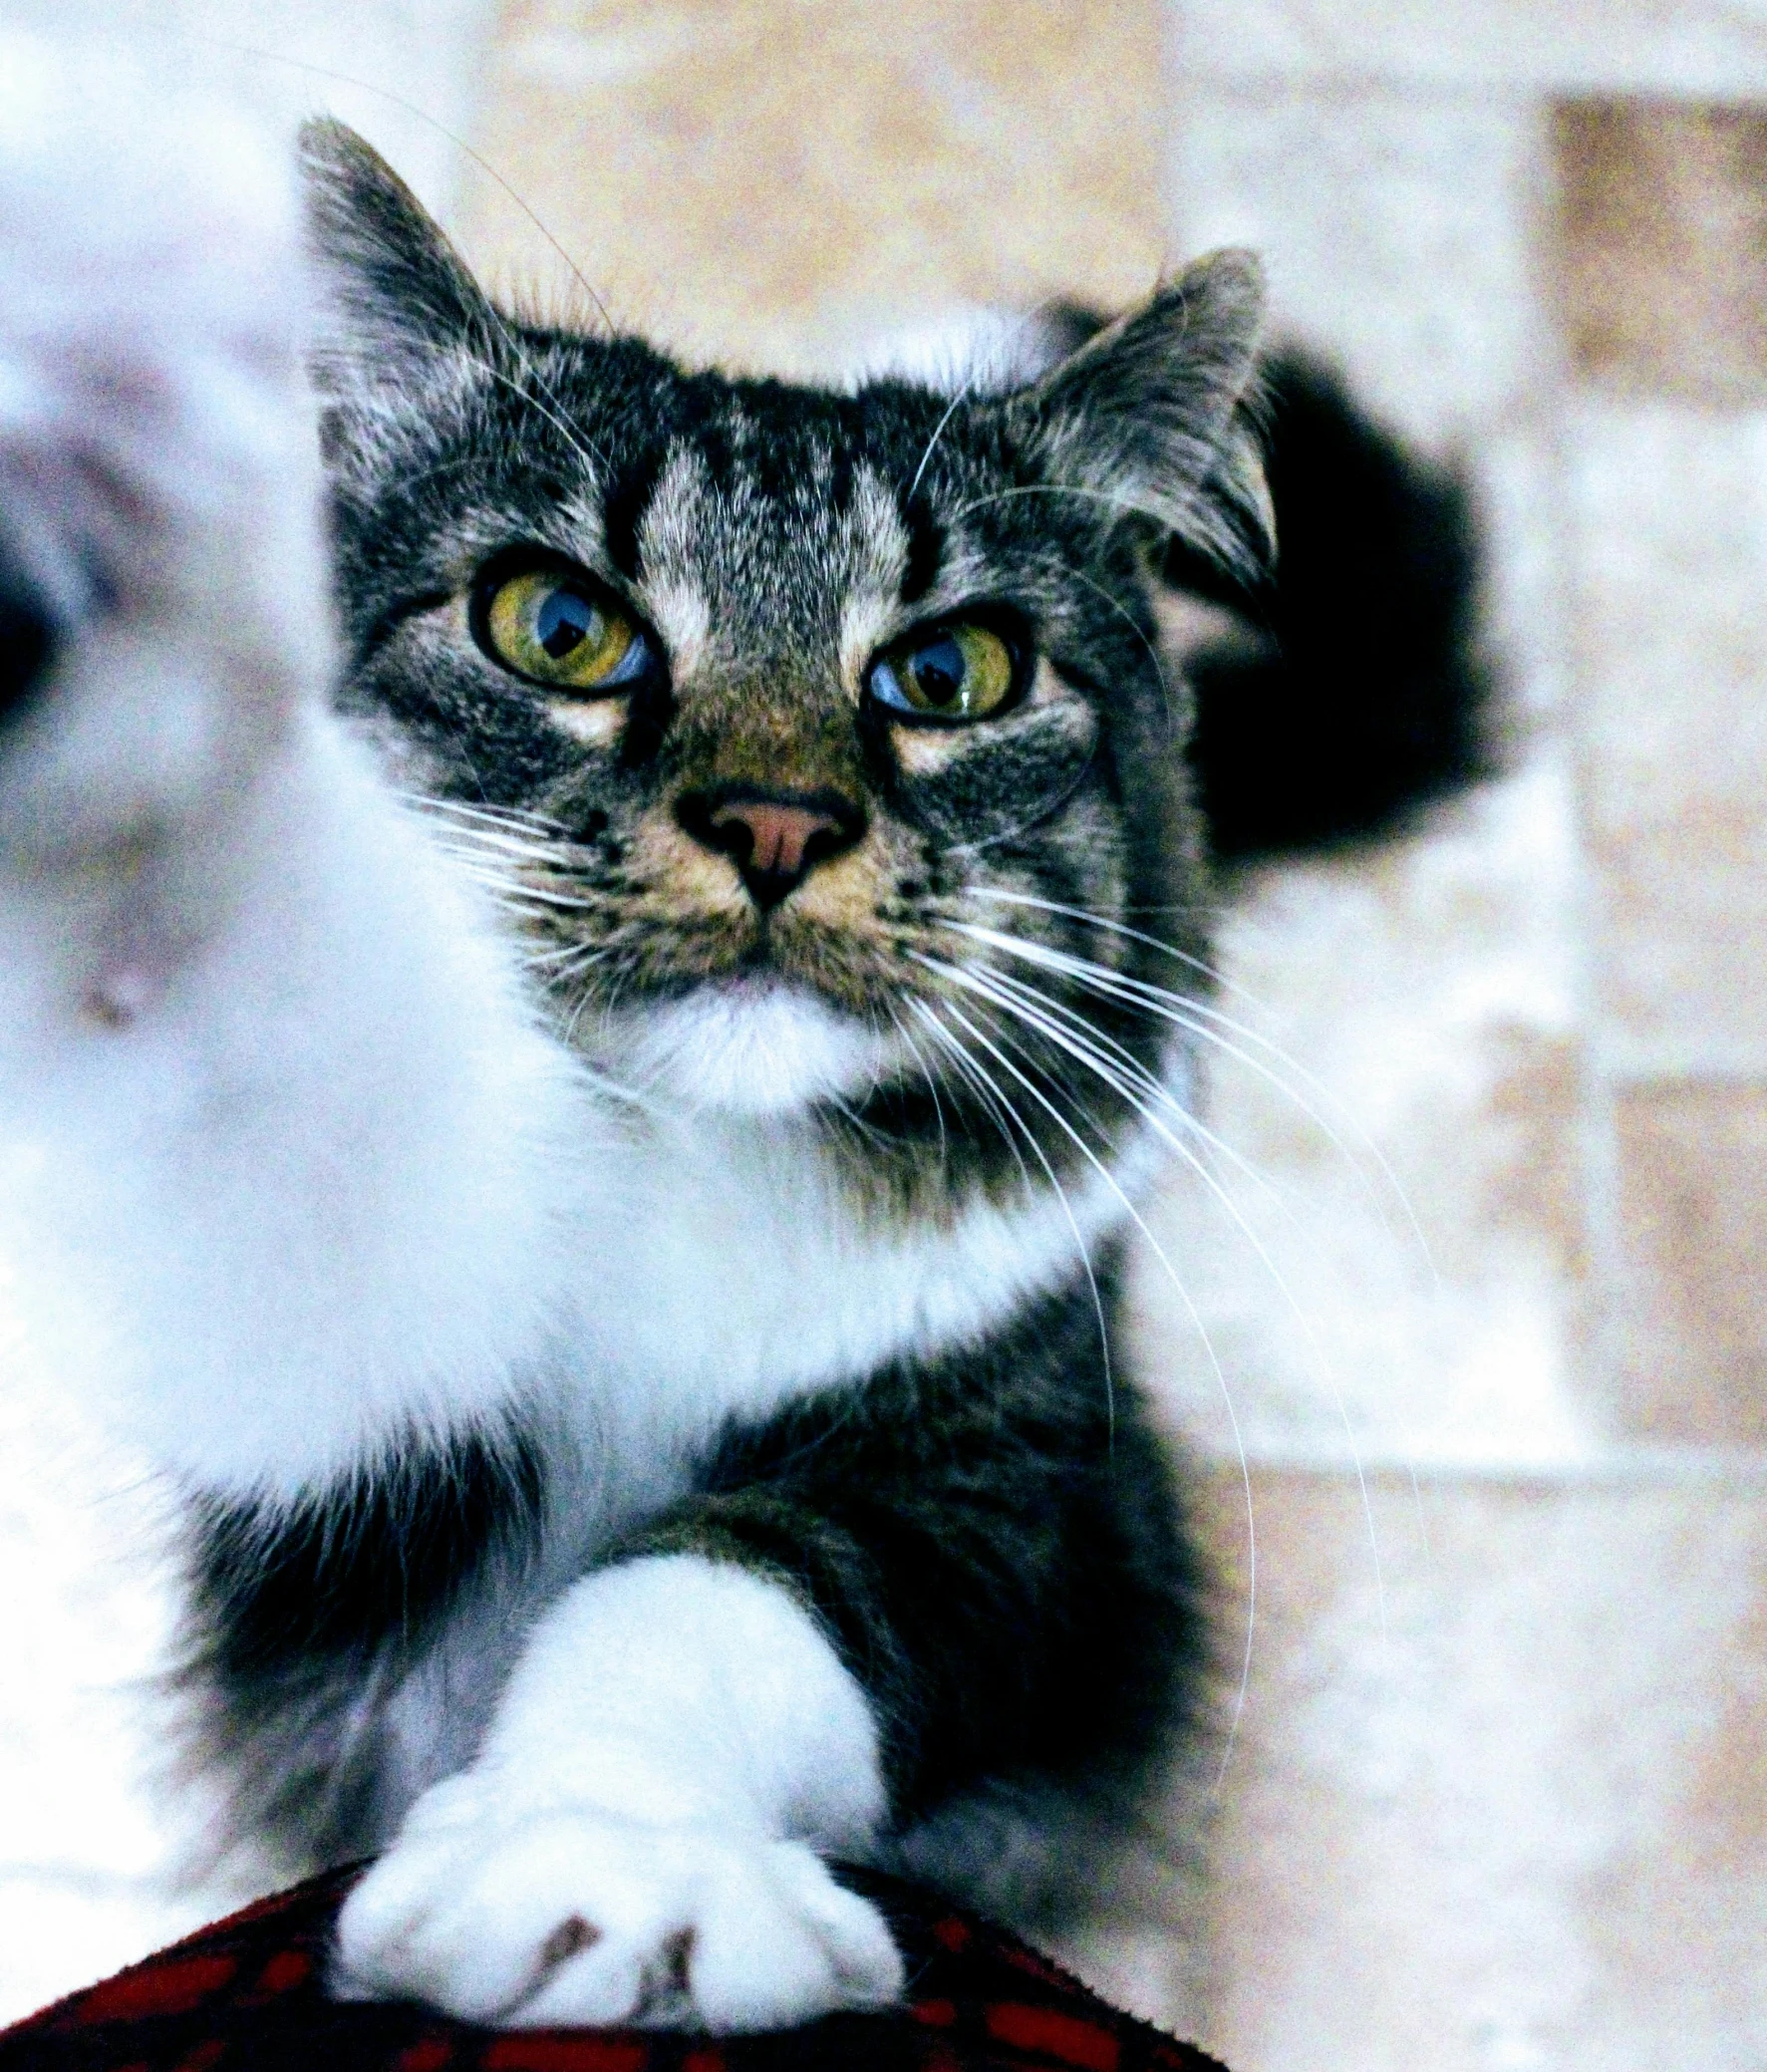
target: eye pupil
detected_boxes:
[911,636,966,709]
[536,588,594,660]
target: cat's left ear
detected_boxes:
[1015,250,1272,581]
[297,118,496,414]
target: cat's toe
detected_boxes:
[333,1804,903,2032]
[665,1837,903,2033]
[335,1811,609,2023]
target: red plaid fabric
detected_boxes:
[0,1867,1228,2072]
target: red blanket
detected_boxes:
[0,1867,1227,2072]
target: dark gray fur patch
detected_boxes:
[623,1260,1205,1844]
[178,1423,552,1865]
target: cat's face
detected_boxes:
[306,124,1266,1206]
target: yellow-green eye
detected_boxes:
[868,621,1019,724]
[481,568,650,693]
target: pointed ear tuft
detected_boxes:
[297,117,491,397]
[1018,250,1271,581]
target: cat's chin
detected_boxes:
[609,977,899,1119]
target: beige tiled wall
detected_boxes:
[1163,1466,1767,2071]
[1552,99,1767,405]
[460,0,1171,372]
[1615,1085,1767,1439]
[4,6,1767,2067]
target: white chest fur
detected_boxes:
[563,1098,1154,1443]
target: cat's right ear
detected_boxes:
[298,118,492,406]
[1014,251,1272,587]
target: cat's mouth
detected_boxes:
[601,974,902,1118]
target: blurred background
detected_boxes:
[3,3,1767,2066]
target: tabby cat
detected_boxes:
[0,53,1481,2034]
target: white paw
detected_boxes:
[333,1775,904,2032]
[0,38,330,872]
[0,40,315,579]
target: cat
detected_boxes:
[0,47,1483,2035]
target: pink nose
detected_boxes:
[712,799,839,880]
[677,784,866,909]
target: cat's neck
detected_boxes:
[564,1097,1165,1441]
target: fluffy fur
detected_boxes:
[1175,349,1492,858]
[0,49,1487,2034]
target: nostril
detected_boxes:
[676,783,866,909]
[706,802,759,866]
[676,790,753,865]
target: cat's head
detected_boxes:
[301,123,1266,1211]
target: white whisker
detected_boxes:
[962,889,1234,997]
[238,41,616,334]
[1060,557,1181,739]
[923,948,1388,1646]
[951,481,1170,529]
[912,1003,1034,1203]
[905,377,977,506]
[887,1004,950,1172]
[946,956,1298,1226]
[916,989,1258,1781]
[951,914,1438,1288]
[909,1002,1114,1445]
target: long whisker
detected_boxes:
[465,351,611,481]
[905,377,978,506]
[925,947,1388,1645]
[1059,558,1181,740]
[431,861,607,916]
[322,326,611,485]
[403,794,567,838]
[927,955,1323,1330]
[938,959,1364,1384]
[912,1004,1034,1203]
[910,1002,1114,1446]
[412,824,604,914]
[526,942,607,986]
[951,917,1438,1287]
[958,892,1437,1278]
[887,1004,949,1172]
[962,889,1236,997]
[950,481,1171,529]
[404,797,583,880]
[825,1011,901,1148]
[205,38,616,336]
[894,300,1068,502]
[919,990,1257,1780]
[963,958,1294,1221]
[940,761,1098,860]
[949,479,1258,585]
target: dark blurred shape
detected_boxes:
[0,525,58,726]
[1174,349,1494,861]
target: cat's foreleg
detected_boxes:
[0,53,579,1495]
[334,1554,904,2030]
[334,1288,1194,2032]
